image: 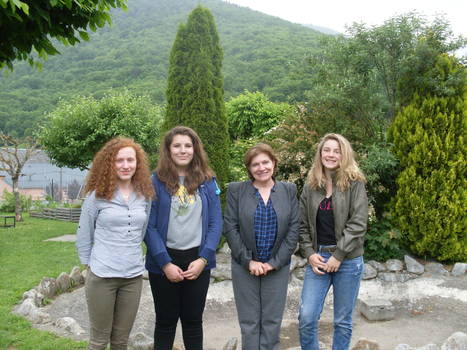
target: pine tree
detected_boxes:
[389,54,466,261]
[164,6,229,187]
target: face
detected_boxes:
[170,134,194,169]
[114,146,137,182]
[249,153,275,183]
[321,139,342,170]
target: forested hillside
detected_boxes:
[0,0,324,137]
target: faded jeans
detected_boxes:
[299,249,363,350]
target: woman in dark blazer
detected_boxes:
[223,143,300,350]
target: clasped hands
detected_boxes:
[249,260,275,276]
[162,258,206,283]
[309,253,341,275]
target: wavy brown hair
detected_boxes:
[307,133,366,191]
[156,126,214,194]
[84,137,155,200]
[244,143,278,181]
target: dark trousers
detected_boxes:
[149,247,210,350]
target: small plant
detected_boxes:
[364,214,407,262]
[0,190,32,212]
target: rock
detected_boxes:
[417,344,439,350]
[351,338,380,349]
[451,263,466,276]
[81,268,88,282]
[404,255,424,275]
[14,298,50,324]
[378,272,411,283]
[358,299,395,321]
[142,270,149,280]
[223,337,238,350]
[218,243,231,255]
[290,254,307,273]
[55,317,85,335]
[293,267,305,280]
[363,263,377,280]
[36,277,57,299]
[424,263,449,276]
[128,332,153,350]
[22,288,44,307]
[368,260,387,272]
[395,345,413,350]
[441,331,467,350]
[56,272,72,292]
[386,259,404,272]
[70,266,84,285]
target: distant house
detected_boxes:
[0,149,87,201]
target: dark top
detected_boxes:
[316,196,336,246]
[253,187,278,262]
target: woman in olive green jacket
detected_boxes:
[298,133,368,350]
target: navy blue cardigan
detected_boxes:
[144,173,222,274]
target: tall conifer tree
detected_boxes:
[389,54,466,261]
[164,6,229,186]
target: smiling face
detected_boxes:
[170,134,194,171]
[115,146,137,183]
[321,139,342,171]
[249,152,275,184]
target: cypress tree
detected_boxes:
[389,54,466,261]
[164,6,229,187]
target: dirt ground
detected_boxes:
[38,273,467,349]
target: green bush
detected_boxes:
[359,142,399,219]
[364,215,407,262]
[389,55,466,262]
[0,190,32,213]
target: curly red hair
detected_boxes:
[84,137,155,200]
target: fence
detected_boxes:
[30,208,81,222]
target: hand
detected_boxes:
[162,263,184,283]
[324,256,341,273]
[249,260,265,276]
[262,262,275,276]
[183,258,206,280]
[308,253,327,275]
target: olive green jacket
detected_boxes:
[298,179,368,262]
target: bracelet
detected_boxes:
[199,257,208,266]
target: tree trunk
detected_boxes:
[12,176,23,222]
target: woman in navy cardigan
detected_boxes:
[145,126,222,350]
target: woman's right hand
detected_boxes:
[162,263,184,283]
[308,253,327,275]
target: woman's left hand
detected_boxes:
[324,256,341,273]
[183,258,206,280]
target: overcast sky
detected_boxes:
[223,0,467,37]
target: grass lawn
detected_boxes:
[0,213,87,350]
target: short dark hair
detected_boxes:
[244,143,278,180]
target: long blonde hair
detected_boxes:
[307,133,365,191]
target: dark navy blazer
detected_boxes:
[144,173,222,274]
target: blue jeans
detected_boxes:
[299,250,363,350]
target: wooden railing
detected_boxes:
[30,208,81,222]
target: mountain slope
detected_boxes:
[0,0,325,136]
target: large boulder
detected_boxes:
[223,337,238,350]
[128,332,153,350]
[368,260,387,272]
[55,317,85,335]
[36,277,57,299]
[22,288,44,307]
[386,259,404,272]
[70,266,84,285]
[424,263,449,276]
[450,263,466,276]
[56,272,72,292]
[404,255,424,275]
[441,332,467,350]
[363,263,377,280]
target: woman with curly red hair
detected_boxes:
[76,137,155,350]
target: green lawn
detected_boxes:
[0,213,87,350]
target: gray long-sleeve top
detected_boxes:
[76,190,151,278]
